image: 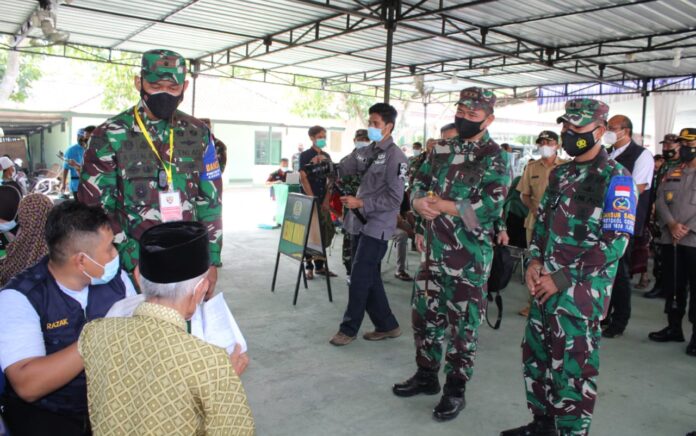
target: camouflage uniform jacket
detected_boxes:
[412,132,511,250]
[529,149,632,321]
[407,153,427,190]
[78,102,223,271]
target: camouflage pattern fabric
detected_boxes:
[523,302,601,435]
[456,87,496,113]
[78,102,223,272]
[410,131,511,381]
[523,148,632,435]
[141,49,186,84]
[340,174,361,274]
[556,99,609,127]
[407,152,426,191]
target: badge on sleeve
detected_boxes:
[159,190,183,222]
[200,138,222,181]
[601,175,636,235]
[398,162,408,182]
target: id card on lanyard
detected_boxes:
[134,107,183,222]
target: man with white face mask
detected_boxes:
[0,201,136,435]
[518,131,566,245]
[78,221,255,435]
[78,49,223,297]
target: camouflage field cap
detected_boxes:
[141,49,187,84]
[556,98,609,127]
[455,87,496,113]
[354,129,369,140]
[535,130,559,143]
[678,127,696,141]
[659,133,680,144]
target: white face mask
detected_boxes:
[602,131,618,145]
[539,145,556,158]
[412,149,421,157]
[354,141,370,149]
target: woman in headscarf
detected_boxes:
[0,193,54,286]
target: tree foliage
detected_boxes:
[95,60,139,112]
[0,41,43,103]
[290,78,374,125]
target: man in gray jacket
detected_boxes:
[649,127,696,356]
[330,103,408,346]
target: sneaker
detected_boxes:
[363,327,401,341]
[329,331,355,346]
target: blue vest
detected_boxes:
[1,256,126,414]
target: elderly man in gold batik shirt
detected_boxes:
[78,221,255,435]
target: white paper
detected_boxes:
[106,293,247,354]
[190,293,248,354]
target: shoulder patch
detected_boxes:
[398,162,408,181]
[200,137,222,181]
[602,175,636,235]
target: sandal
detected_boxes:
[305,269,314,280]
[315,268,337,277]
[394,271,413,281]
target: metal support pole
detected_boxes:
[640,79,649,140]
[383,0,400,104]
[191,72,198,116]
[423,101,428,141]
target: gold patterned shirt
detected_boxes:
[78,302,255,436]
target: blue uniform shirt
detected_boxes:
[63,143,85,192]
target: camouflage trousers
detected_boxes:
[412,267,487,382]
[523,302,601,436]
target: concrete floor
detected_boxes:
[219,187,695,436]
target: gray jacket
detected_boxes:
[656,165,696,247]
[340,137,408,240]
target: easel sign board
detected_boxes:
[272,193,333,305]
[278,193,323,259]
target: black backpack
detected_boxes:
[486,244,514,329]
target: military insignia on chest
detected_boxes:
[375,153,387,165]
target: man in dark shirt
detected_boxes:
[299,126,335,279]
[266,158,289,200]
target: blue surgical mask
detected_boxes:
[367,127,383,142]
[83,253,120,285]
[315,138,327,149]
[354,141,370,149]
[0,220,16,232]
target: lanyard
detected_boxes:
[133,107,174,189]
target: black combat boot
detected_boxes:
[648,313,685,342]
[432,376,465,422]
[686,325,696,357]
[500,415,557,436]
[392,367,440,397]
[643,282,666,299]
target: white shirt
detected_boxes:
[610,142,655,189]
[0,270,136,371]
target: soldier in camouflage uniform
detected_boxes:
[392,87,511,422]
[501,99,635,436]
[78,49,223,294]
[341,129,368,277]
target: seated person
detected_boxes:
[0,201,136,436]
[0,194,54,286]
[79,221,255,435]
[267,158,289,200]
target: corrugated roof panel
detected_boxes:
[2,0,37,26]
[167,0,339,37]
[253,46,332,65]
[281,54,388,75]
[62,0,191,20]
[618,58,696,77]
[57,6,147,41]
[126,22,249,54]
[116,41,201,59]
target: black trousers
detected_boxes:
[339,233,399,336]
[608,238,634,329]
[660,243,696,324]
[0,395,91,436]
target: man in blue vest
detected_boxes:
[60,126,95,200]
[0,201,136,435]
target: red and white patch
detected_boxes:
[614,185,631,197]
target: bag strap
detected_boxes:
[486,290,503,330]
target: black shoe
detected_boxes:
[648,325,685,342]
[432,379,466,422]
[602,324,624,338]
[600,317,611,329]
[500,415,557,436]
[392,368,440,397]
[687,333,696,356]
[643,286,666,299]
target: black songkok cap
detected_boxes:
[139,221,209,284]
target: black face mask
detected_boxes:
[679,146,696,163]
[140,84,183,120]
[561,127,599,157]
[455,116,484,139]
[663,148,678,160]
